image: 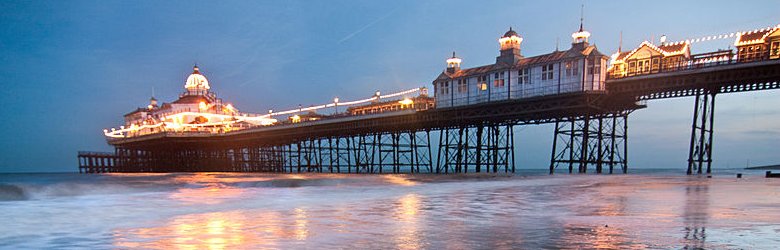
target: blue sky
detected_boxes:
[1,0,778,172]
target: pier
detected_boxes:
[79,25,780,175]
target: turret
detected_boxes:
[148,96,158,110]
[497,27,523,64]
[446,52,462,74]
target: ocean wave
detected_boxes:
[0,180,187,201]
[0,184,27,201]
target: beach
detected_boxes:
[1,170,779,249]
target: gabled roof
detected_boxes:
[437,64,501,80]
[436,44,605,81]
[735,27,780,46]
[124,108,148,117]
[612,51,630,62]
[618,41,690,62]
[658,42,689,55]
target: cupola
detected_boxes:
[497,27,523,64]
[184,64,210,93]
[446,51,462,74]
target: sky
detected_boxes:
[0,0,779,173]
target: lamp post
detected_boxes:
[334,97,339,114]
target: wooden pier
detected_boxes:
[77,151,117,173]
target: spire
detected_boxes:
[619,31,623,52]
[571,4,590,44]
[579,4,584,32]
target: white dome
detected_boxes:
[184,66,210,90]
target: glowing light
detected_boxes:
[185,66,210,90]
[398,98,414,105]
[498,35,523,50]
[571,30,591,40]
[446,53,462,67]
[291,115,301,123]
[199,101,208,111]
[103,111,277,138]
[104,87,424,139]
[333,97,339,103]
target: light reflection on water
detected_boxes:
[1,172,779,249]
[394,194,423,250]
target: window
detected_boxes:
[440,81,450,95]
[566,60,580,76]
[477,75,488,91]
[772,41,780,57]
[457,79,467,93]
[637,59,650,74]
[572,60,579,76]
[652,58,660,71]
[588,58,601,74]
[518,68,529,84]
[493,72,505,87]
[541,64,554,80]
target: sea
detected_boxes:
[1,168,779,249]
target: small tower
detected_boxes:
[497,27,523,64]
[446,51,462,74]
[148,96,158,110]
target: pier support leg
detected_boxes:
[437,124,514,174]
[550,112,630,174]
[687,90,716,175]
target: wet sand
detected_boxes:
[1,171,779,249]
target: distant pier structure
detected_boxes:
[79,24,780,174]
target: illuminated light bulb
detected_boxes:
[398,98,414,105]
[120,126,125,130]
[103,129,108,133]
[334,97,339,103]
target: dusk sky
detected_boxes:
[1,0,779,173]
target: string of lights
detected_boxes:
[666,24,780,45]
[104,87,426,138]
